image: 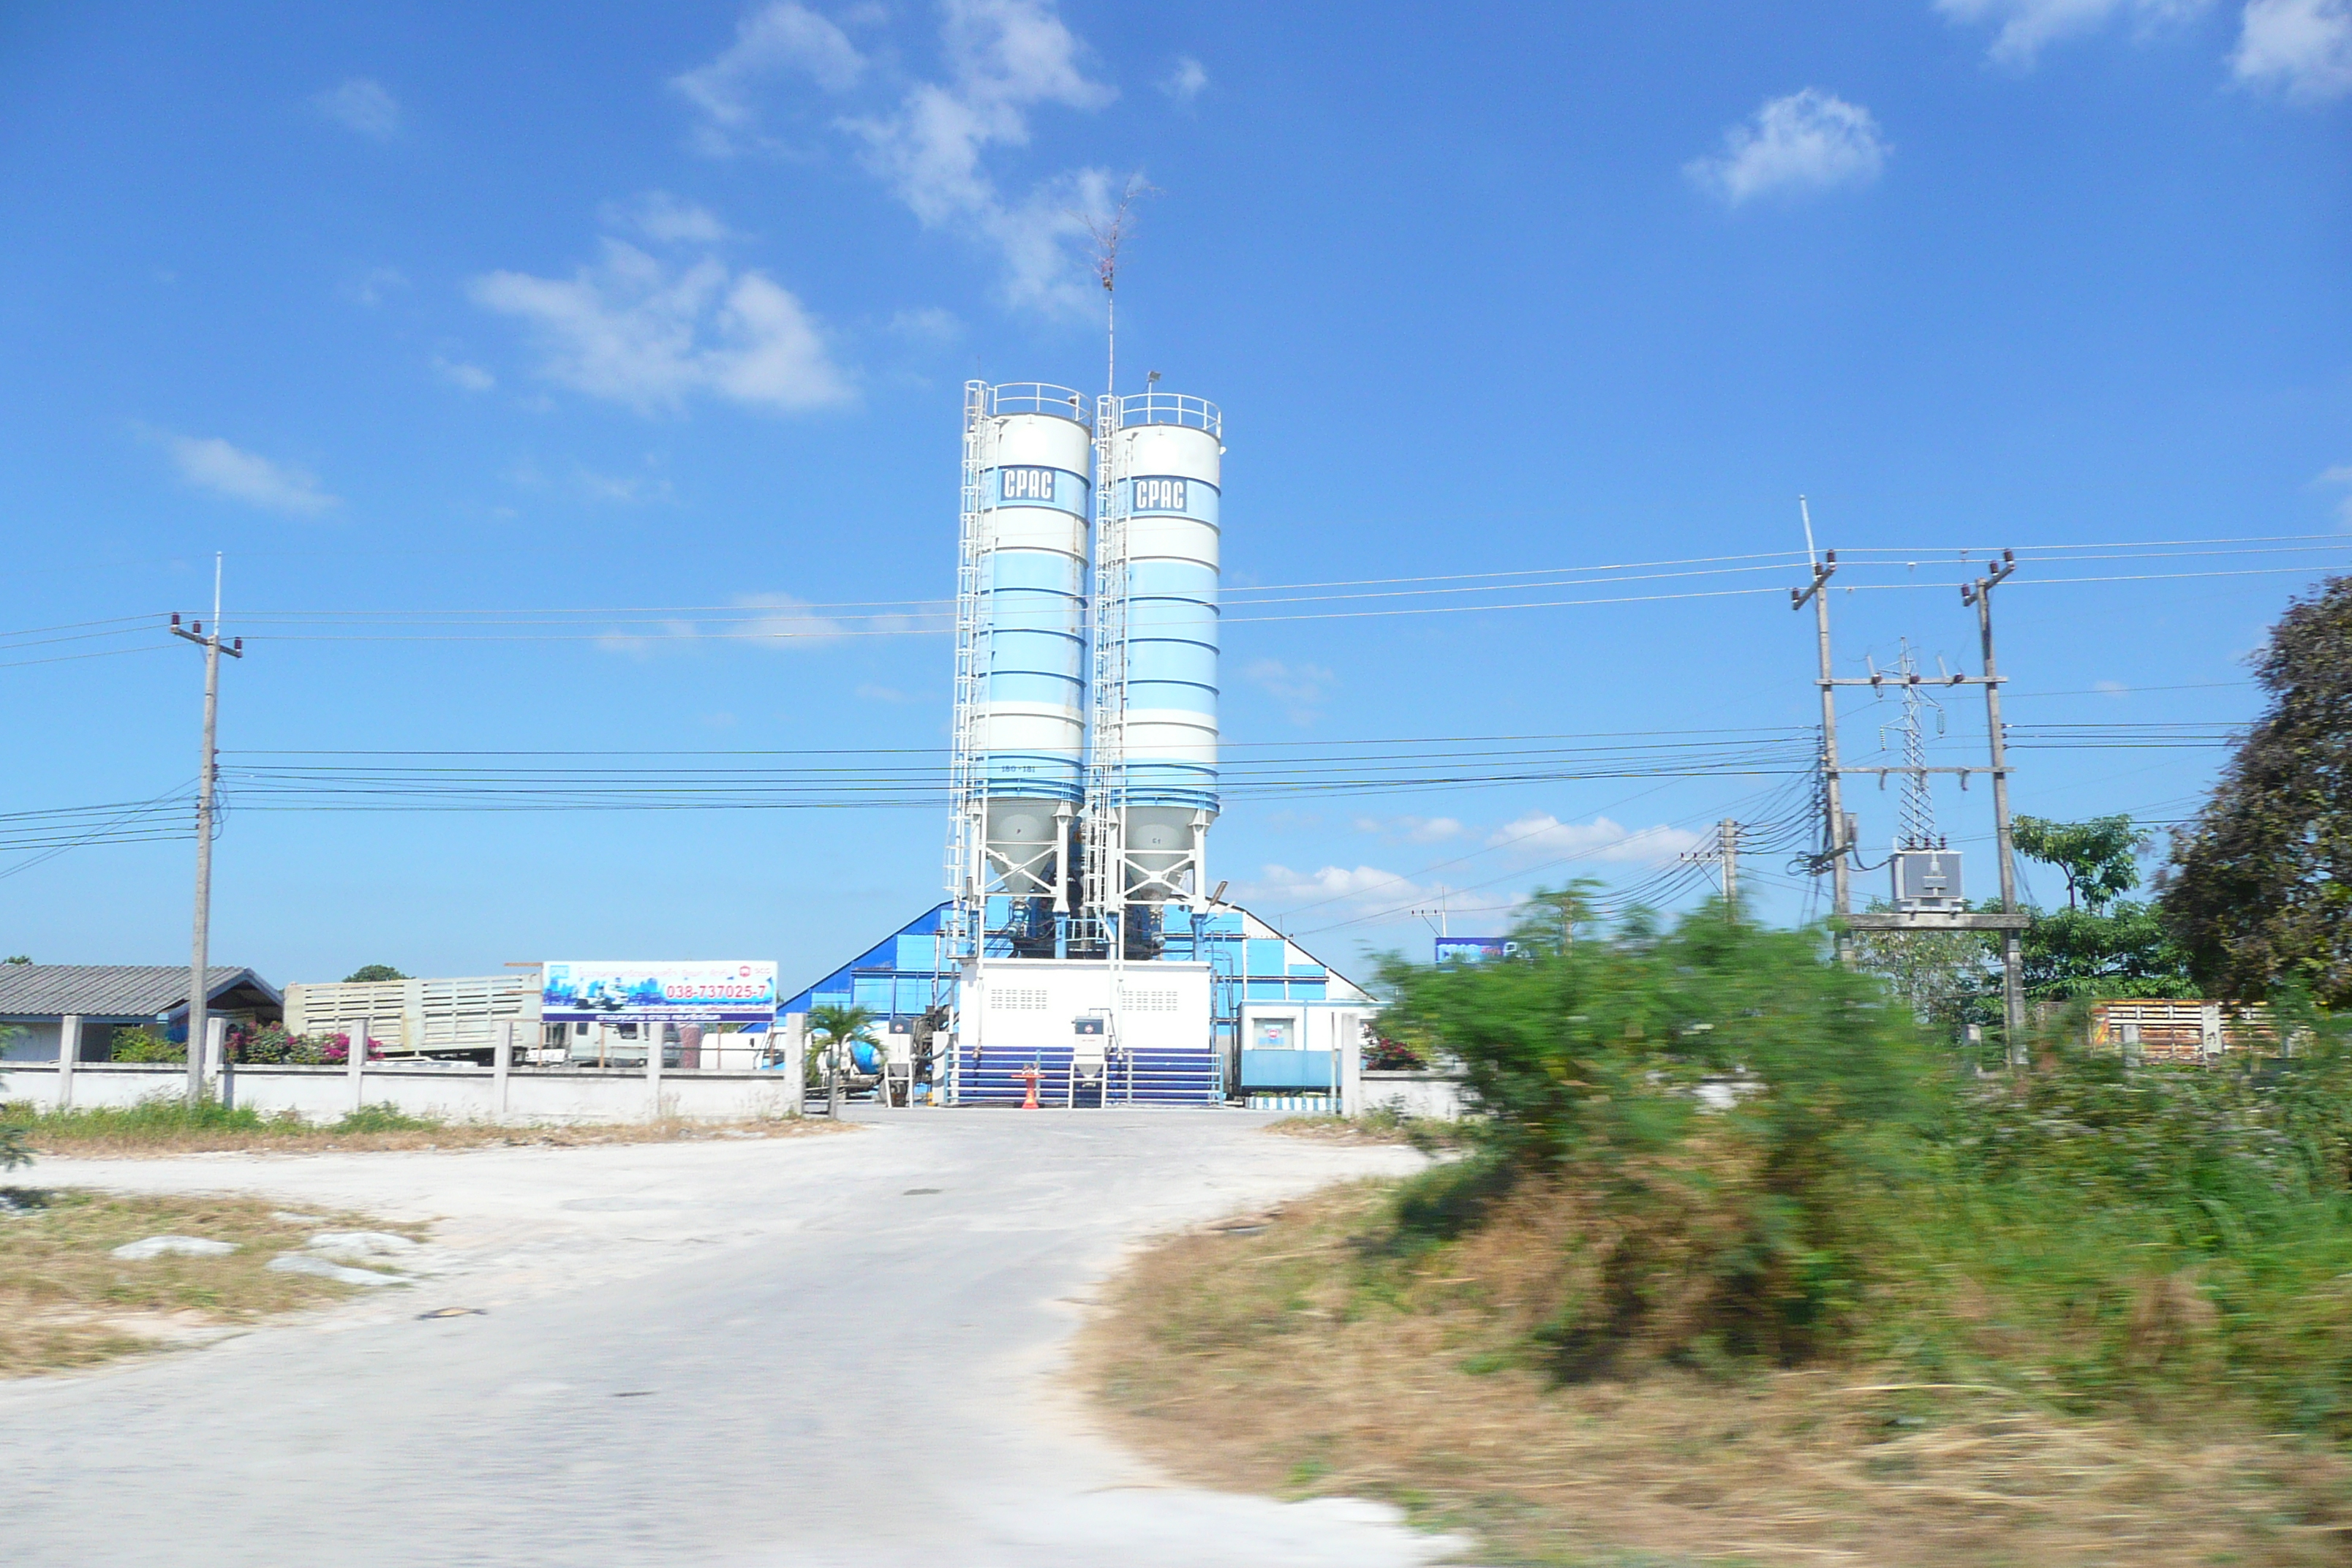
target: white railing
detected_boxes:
[1115,391,1220,434]
[981,382,1090,421]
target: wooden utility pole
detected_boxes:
[1790,540,1851,951]
[170,556,242,1106]
[1811,548,2033,1063]
[1678,820,1742,917]
[1964,552,2028,1064]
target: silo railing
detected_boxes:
[1115,391,1221,435]
[981,382,1090,421]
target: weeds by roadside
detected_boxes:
[0,1188,417,1376]
[1265,1108,1460,1149]
[1,1096,841,1158]
[1090,898,2352,1563]
[1089,1180,2352,1566]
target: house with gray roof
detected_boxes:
[0,965,282,1062]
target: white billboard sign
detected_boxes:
[540,960,778,1024]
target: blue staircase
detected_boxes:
[951,1044,1224,1106]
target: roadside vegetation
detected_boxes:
[0,1186,420,1375]
[1094,895,2352,1564]
[1267,1107,1458,1147]
[0,1095,835,1157]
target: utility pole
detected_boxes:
[170,555,242,1107]
[1790,522,1851,951]
[1963,552,2027,1065]
[1678,821,1741,916]
[1810,548,2032,1063]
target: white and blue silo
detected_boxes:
[951,383,1093,943]
[1104,393,1222,908]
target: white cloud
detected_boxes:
[887,305,964,342]
[604,191,737,245]
[167,436,339,516]
[314,78,402,140]
[433,356,496,392]
[2234,0,2352,99]
[1937,0,2216,67]
[341,265,409,306]
[1686,89,1889,206]
[470,240,851,414]
[1240,863,1425,908]
[672,0,1123,314]
[2321,462,2352,524]
[1488,813,1704,866]
[845,1,1120,314]
[1354,814,1466,844]
[575,467,676,505]
[1242,657,1338,723]
[672,1,869,151]
[598,592,854,657]
[1237,864,1523,931]
[1161,56,1208,101]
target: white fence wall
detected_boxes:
[285,974,540,1057]
[1357,1069,1469,1122]
[1,1060,803,1126]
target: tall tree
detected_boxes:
[2012,814,2143,911]
[2163,574,2352,1006]
[2008,814,2196,1000]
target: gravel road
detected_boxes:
[4,1110,1462,1567]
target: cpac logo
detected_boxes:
[1000,467,1056,502]
[1131,477,1188,511]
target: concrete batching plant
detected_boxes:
[787,380,1373,1107]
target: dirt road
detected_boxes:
[4,1110,1460,1567]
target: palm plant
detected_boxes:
[806,1003,878,1093]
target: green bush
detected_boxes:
[228,1025,339,1065]
[10,1094,284,1137]
[0,1123,30,1171]
[1374,889,2352,1436]
[329,1105,439,1134]
[1379,893,1934,1366]
[109,1025,184,1063]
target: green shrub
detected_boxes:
[109,1025,184,1063]
[228,1025,338,1065]
[0,1123,30,1171]
[329,1105,439,1134]
[1379,892,1934,1365]
[15,1094,281,1137]
[1373,889,2352,1436]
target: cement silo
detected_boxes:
[946,382,1092,955]
[1082,391,1221,946]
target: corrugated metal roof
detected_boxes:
[0,965,281,1019]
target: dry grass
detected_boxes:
[10,1109,849,1160]
[1085,1180,2352,1566]
[1264,1112,1428,1147]
[0,1187,419,1376]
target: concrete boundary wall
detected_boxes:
[1358,1069,1469,1122]
[1,1061,803,1126]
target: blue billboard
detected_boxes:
[541,961,778,1024]
[1434,937,1518,965]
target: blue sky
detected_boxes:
[1,0,2347,989]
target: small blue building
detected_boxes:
[783,901,1375,1107]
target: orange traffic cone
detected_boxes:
[1019,1063,1041,1109]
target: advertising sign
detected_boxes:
[540,961,778,1024]
[1434,937,1518,965]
